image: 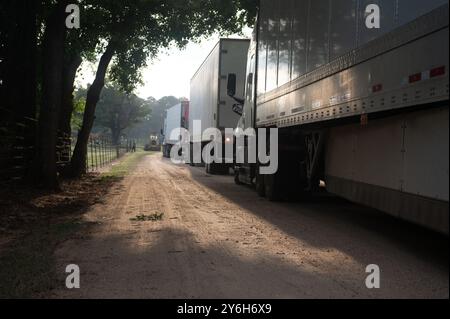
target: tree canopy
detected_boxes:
[1,0,259,187]
[71,0,258,178]
[125,96,183,140]
[92,85,152,144]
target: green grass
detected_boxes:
[101,150,154,180]
[72,145,147,171]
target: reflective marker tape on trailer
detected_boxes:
[372,84,383,93]
[401,66,447,87]
[430,66,446,78]
[409,73,422,84]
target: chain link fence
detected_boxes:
[82,136,138,173]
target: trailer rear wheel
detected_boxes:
[206,163,229,175]
[206,163,219,175]
[234,169,243,185]
[255,167,265,197]
[264,172,282,201]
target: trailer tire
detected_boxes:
[234,169,243,185]
[207,163,229,175]
[255,168,265,197]
[264,172,282,201]
[188,144,195,166]
[206,163,217,175]
[219,165,230,175]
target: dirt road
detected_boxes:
[52,154,448,298]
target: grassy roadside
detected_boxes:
[101,150,154,180]
[0,151,154,298]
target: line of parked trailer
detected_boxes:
[162,0,449,235]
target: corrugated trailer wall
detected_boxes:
[257,0,448,97]
[164,103,183,145]
[190,43,220,142]
[190,39,250,141]
[254,0,449,233]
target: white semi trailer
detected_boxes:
[162,101,189,158]
[189,38,250,174]
[228,0,449,234]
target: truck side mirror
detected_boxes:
[227,73,237,97]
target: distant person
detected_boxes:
[132,141,136,153]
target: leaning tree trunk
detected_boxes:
[70,43,115,177]
[34,0,68,189]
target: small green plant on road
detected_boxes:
[130,213,164,222]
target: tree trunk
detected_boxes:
[0,0,37,120]
[111,127,122,159]
[59,54,82,137]
[110,111,122,146]
[58,54,82,167]
[70,43,115,177]
[34,0,68,189]
[0,1,38,183]
[111,128,122,146]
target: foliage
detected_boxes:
[84,85,152,142]
[125,95,182,139]
[71,95,86,130]
[72,0,258,93]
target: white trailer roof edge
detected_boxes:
[190,38,252,82]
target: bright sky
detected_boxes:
[76,28,252,100]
